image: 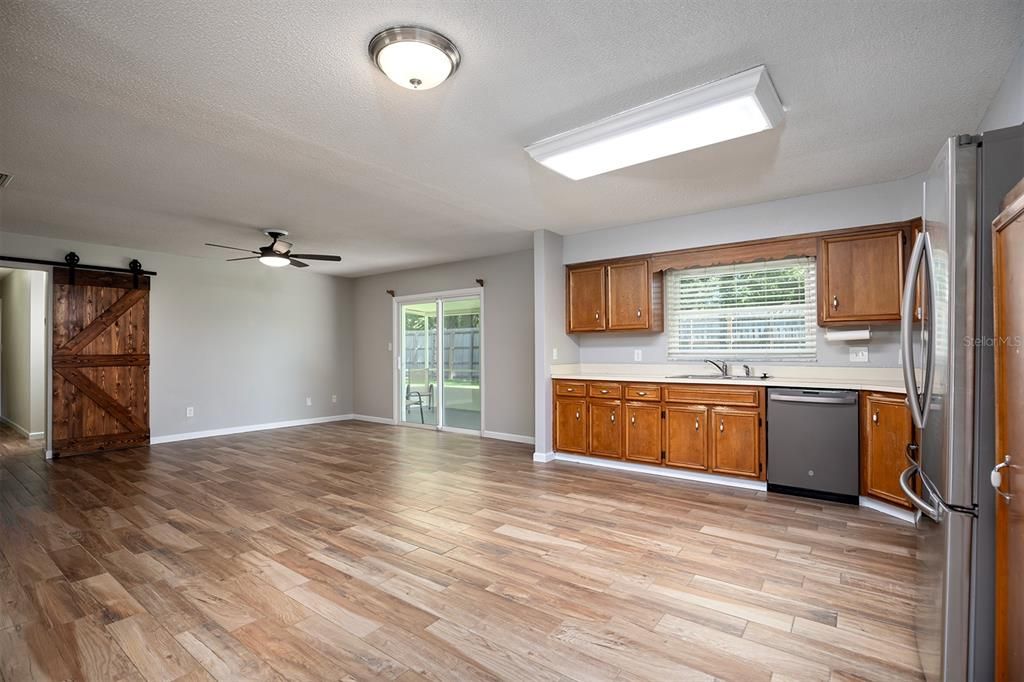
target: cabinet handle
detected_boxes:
[595,312,600,319]
[631,414,636,425]
[600,389,608,394]
[637,391,647,396]
[832,295,839,310]
[719,419,725,432]
[566,387,574,392]
[575,410,580,421]
[872,410,879,425]
[695,418,700,431]
[636,308,642,318]
[610,411,616,423]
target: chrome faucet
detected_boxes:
[743,364,753,377]
[704,359,728,377]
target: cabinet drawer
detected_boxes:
[554,381,586,397]
[624,384,661,401]
[588,382,622,399]
[664,384,761,407]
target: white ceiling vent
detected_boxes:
[0,173,11,189]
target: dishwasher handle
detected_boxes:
[768,393,858,405]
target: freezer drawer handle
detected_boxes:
[899,464,941,521]
[991,455,1013,502]
[768,394,857,405]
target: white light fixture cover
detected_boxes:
[259,255,290,268]
[369,26,460,91]
[525,66,784,180]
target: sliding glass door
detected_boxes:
[397,291,482,433]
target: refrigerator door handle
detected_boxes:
[899,463,941,521]
[919,233,937,425]
[901,231,928,428]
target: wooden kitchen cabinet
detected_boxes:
[554,397,587,454]
[566,265,606,332]
[818,228,905,326]
[624,402,661,463]
[607,261,651,330]
[588,400,622,458]
[664,404,708,470]
[861,392,914,508]
[566,260,662,333]
[710,407,762,478]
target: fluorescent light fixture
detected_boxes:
[525,65,784,180]
[259,254,290,268]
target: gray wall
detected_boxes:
[979,39,1024,133]
[562,176,922,367]
[352,249,534,438]
[0,231,354,439]
[0,269,47,435]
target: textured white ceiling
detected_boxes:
[1,1,1021,276]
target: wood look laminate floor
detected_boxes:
[0,421,923,681]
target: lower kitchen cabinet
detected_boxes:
[624,402,662,463]
[861,392,914,508]
[588,400,622,458]
[710,407,763,478]
[554,397,587,454]
[664,405,709,470]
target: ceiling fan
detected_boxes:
[205,230,341,268]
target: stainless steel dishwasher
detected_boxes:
[766,388,859,504]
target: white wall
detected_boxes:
[0,231,354,439]
[351,249,534,439]
[561,175,923,367]
[979,40,1024,133]
[0,269,47,436]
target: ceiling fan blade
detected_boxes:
[289,259,310,268]
[206,243,258,254]
[226,256,260,262]
[289,254,342,261]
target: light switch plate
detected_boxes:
[849,346,869,363]
[331,394,337,404]
[305,397,312,406]
[552,347,558,361]
[185,406,194,418]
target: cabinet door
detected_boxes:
[861,393,913,508]
[624,403,661,463]
[819,230,904,325]
[607,261,650,330]
[710,407,761,478]
[588,400,622,458]
[554,397,587,454]
[665,405,708,470]
[567,265,606,332]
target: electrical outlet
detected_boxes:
[305,397,312,407]
[849,346,869,363]
[387,341,393,352]
[552,347,558,361]
[185,406,194,418]
[331,394,337,404]
[633,349,643,362]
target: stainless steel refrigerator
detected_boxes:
[900,125,1024,681]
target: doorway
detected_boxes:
[395,289,483,434]
[0,266,49,458]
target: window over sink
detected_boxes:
[665,257,817,360]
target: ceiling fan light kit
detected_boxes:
[205,229,342,269]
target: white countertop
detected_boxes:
[550,363,909,394]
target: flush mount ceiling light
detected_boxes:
[369,26,460,90]
[525,65,784,180]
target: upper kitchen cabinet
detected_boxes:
[817,226,907,326]
[566,259,663,333]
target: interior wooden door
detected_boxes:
[664,404,708,470]
[993,177,1024,681]
[566,265,606,332]
[606,260,649,330]
[710,406,761,478]
[52,268,150,457]
[623,402,660,463]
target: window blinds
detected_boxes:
[665,257,817,359]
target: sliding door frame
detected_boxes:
[391,287,485,435]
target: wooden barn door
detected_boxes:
[52,268,150,457]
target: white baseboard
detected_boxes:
[151,414,354,445]
[552,453,768,491]
[0,416,42,440]
[348,414,396,425]
[859,496,916,524]
[484,430,535,445]
[533,451,555,462]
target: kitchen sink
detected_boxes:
[666,374,768,381]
